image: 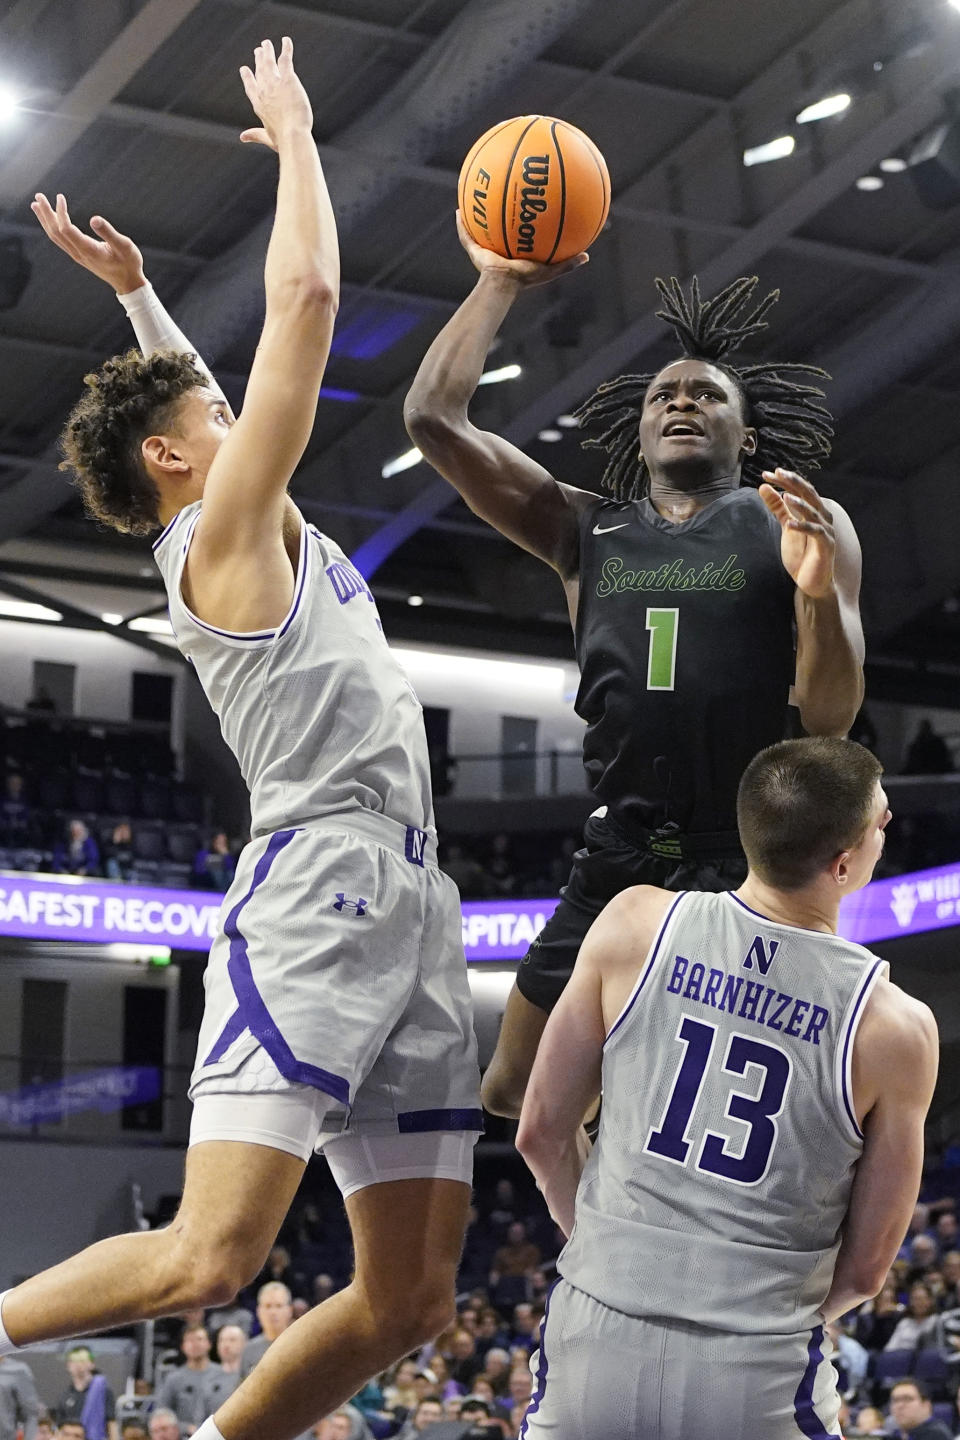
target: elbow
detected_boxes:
[402,400,463,453]
[514,1116,542,1165]
[274,274,339,319]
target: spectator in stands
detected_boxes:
[213,1325,245,1382]
[35,1413,55,1440]
[102,821,134,882]
[1,773,31,847]
[56,1346,116,1440]
[488,1180,517,1234]
[460,1396,496,1430]
[312,1408,372,1440]
[52,819,100,877]
[119,1424,148,1440]
[936,1213,959,1252]
[888,1379,952,1438]
[508,1303,540,1354]
[441,843,488,900]
[0,1352,40,1440]
[491,1223,540,1288]
[480,1349,511,1396]
[485,833,516,898]
[241,1282,294,1377]
[885,1282,942,1351]
[60,1427,87,1440]
[146,1410,181,1440]
[310,1275,336,1308]
[941,1251,960,1309]
[155,1325,234,1434]
[903,719,954,775]
[826,1319,869,1399]
[850,1405,887,1436]
[382,1359,418,1414]
[446,1330,482,1392]
[475,1310,509,1362]
[191,830,235,892]
[394,1397,444,1438]
[506,1369,533,1416]
[908,1234,939,1281]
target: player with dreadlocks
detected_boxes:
[405,217,865,1120]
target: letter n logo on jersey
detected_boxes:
[742,935,779,974]
[334,893,368,917]
[405,825,427,867]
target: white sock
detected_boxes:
[0,1292,20,1356]
[191,1419,226,1440]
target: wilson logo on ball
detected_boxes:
[458,115,610,265]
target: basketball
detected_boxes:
[458,114,611,264]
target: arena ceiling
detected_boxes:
[2,0,960,701]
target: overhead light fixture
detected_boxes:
[0,86,19,123]
[796,93,851,124]
[392,646,564,694]
[128,615,174,635]
[743,135,796,167]
[879,157,908,173]
[100,612,123,626]
[950,0,960,13]
[0,597,61,621]
[556,414,579,427]
[855,175,884,191]
[381,447,422,479]
[406,594,424,607]
[477,363,522,386]
[537,429,563,442]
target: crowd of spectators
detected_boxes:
[8,1171,960,1440]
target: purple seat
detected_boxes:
[870,1349,915,1389]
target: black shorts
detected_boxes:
[516,810,747,1014]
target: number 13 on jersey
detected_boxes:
[646,607,679,690]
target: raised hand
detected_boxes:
[239,36,313,151]
[758,468,837,599]
[30,192,145,293]
[456,209,588,289]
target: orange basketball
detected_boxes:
[458,114,610,264]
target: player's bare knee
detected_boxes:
[382,1286,456,1353]
[163,1223,262,1308]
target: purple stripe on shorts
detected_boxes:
[793,1325,842,1439]
[519,1279,557,1439]
[221,828,351,1106]
[204,1005,247,1065]
[397,1108,484,1133]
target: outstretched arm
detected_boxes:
[30,193,226,400]
[404,213,593,579]
[759,468,865,735]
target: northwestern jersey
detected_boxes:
[153,502,433,838]
[574,488,796,835]
[559,889,887,1335]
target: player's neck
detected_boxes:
[647,471,740,522]
[735,874,840,935]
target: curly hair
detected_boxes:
[59,348,206,535]
[574,275,834,502]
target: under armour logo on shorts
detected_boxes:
[333,893,368,916]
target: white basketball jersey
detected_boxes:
[153,503,433,838]
[559,889,887,1334]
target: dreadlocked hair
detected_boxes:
[59,348,206,536]
[574,275,834,502]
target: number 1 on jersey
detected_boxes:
[646,607,678,690]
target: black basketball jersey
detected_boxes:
[574,488,796,835]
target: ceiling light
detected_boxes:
[392,646,564,694]
[477,363,522,385]
[743,135,796,167]
[856,175,884,191]
[100,612,123,626]
[950,0,960,13]
[796,93,851,124]
[406,594,424,607]
[538,428,563,442]
[128,615,174,636]
[0,86,19,123]
[0,598,61,621]
[381,447,422,478]
[556,414,579,427]
[879,157,907,173]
